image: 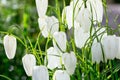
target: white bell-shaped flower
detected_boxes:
[72,0,103,24]
[116,37,120,59]
[47,47,61,70]
[35,0,48,18]
[32,66,49,80]
[62,52,77,75]
[74,23,89,48]
[88,0,103,23]
[76,8,91,32]
[102,35,119,60]
[53,70,70,80]
[62,6,73,29]
[91,42,103,63]
[22,54,36,76]
[3,35,17,59]
[62,0,83,29]
[53,32,67,52]
[38,16,59,38]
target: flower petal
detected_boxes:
[53,70,70,80]
[35,0,48,18]
[38,16,59,38]
[22,54,36,76]
[91,42,103,63]
[102,35,119,60]
[47,47,61,70]
[87,0,103,23]
[32,66,49,80]
[3,35,17,59]
[62,52,77,75]
[74,24,89,48]
[53,32,67,52]
[76,8,91,32]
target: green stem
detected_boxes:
[0,75,12,80]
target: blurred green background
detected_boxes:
[0,0,119,80]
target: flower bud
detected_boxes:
[32,66,49,80]
[22,54,36,76]
[3,35,17,59]
[62,52,77,75]
[53,70,70,80]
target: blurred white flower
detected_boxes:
[47,47,62,70]
[53,32,67,52]
[35,0,48,18]
[3,35,17,59]
[62,52,77,75]
[91,42,103,63]
[62,0,82,29]
[32,66,49,80]
[76,8,91,32]
[22,54,36,76]
[88,0,103,23]
[74,23,89,48]
[62,0,103,30]
[53,70,70,80]
[102,35,119,60]
[62,6,73,29]
[38,16,59,38]
[116,37,120,59]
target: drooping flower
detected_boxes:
[102,35,119,60]
[47,47,62,70]
[35,0,48,18]
[53,32,67,52]
[32,66,49,80]
[76,8,91,32]
[91,42,103,63]
[22,54,36,76]
[62,5,73,29]
[74,22,89,48]
[53,70,70,80]
[62,0,82,29]
[38,16,59,38]
[116,37,120,59]
[88,0,103,23]
[3,35,17,59]
[62,52,77,75]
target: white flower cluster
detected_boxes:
[91,35,120,63]
[2,0,120,80]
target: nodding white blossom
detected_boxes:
[76,0,103,23]
[116,37,120,59]
[91,42,103,63]
[62,0,83,29]
[3,35,17,59]
[102,35,119,60]
[62,6,73,29]
[47,47,62,70]
[62,52,77,75]
[63,0,103,30]
[38,16,59,38]
[53,70,70,80]
[32,66,49,80]
[88,0,103,23]
[74,23,89,48]
[22,54,36,76]
[76,8,91,32]
[35,0,48,18]
[53,32,67,52]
